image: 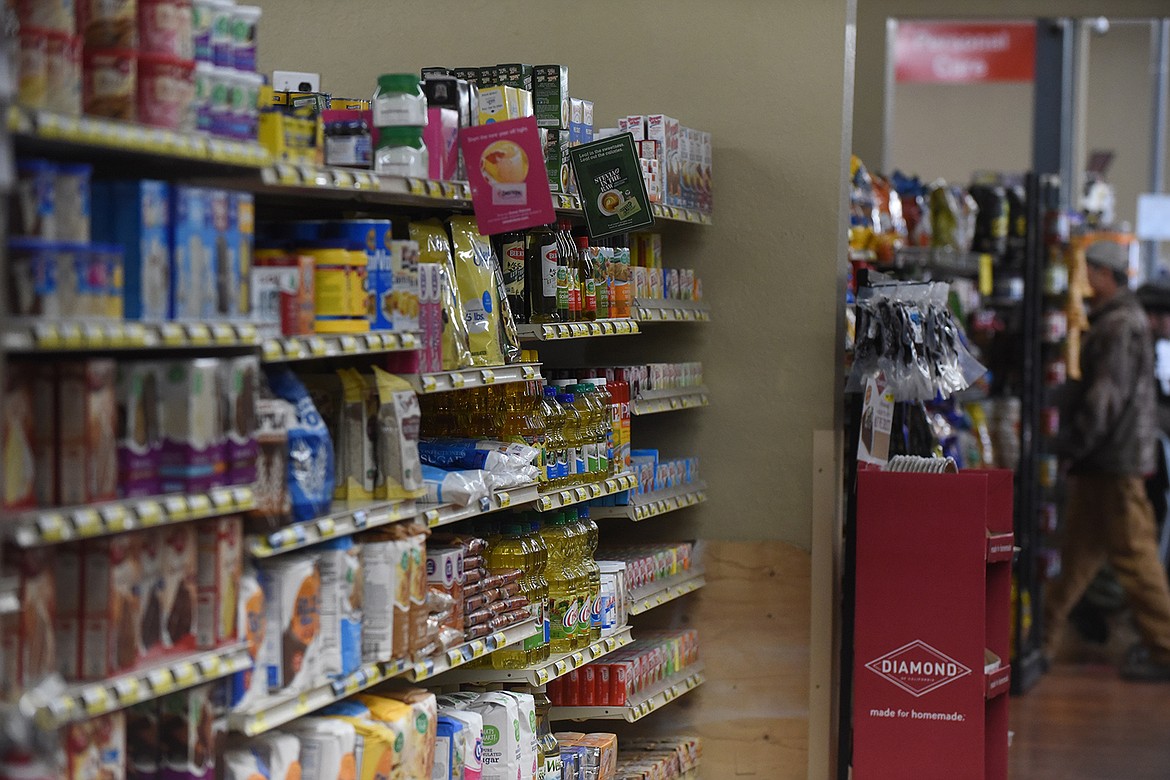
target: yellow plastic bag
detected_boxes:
[409,219,471,370]
[446,216,504,366]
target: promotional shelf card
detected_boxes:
[460,116,556,235]
[569,133,655,239]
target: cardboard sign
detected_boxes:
[569,134,655,239]
[460,116,556,235]
[895,21,1036,83]
[857,376,895,467]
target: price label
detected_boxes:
[554,660,569,676]
[164,496,190,519]
[72,509,102,536]
[37,514,66,543]
[316,518,336,537]
[406,178,427,196]
[199,656,222,677]
[188,494,213,515]
[82,687,111,715]
[601,321,615,334]
[77,322,101,345]
[351,510,368,528]
[498,492,511,507]
[339,335,358,353]
[262,340,282,361]
[571,652,584,666]
[574,487,589,501]
[173,662,197,687]
[148,669,175,694]
[307,336,328,355]
[114,678,141,703]
[233,487,255,507]
[332,169,355,188]
[541,325,554,339]
[480,368,496,384]
[521,365,536,380]
[135,501,163,526]
[449,372,466,388]
[421,375,438,392]
[100,505,130,532]
[401,332,419,349]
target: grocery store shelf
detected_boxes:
[420,483,541,530]
[631,388,709,416]
[627,570,706,616]
[1,320,261,353]
[650,204,713,225]
[8,486,255,547]
[515,320,640,341]
[256,163,475,208]
[247,499,418,558]
[229,657,411,737]
[434,626,634,686]
[590,481,707,522]
[410,363,541,394]
[549,664,706,723]
[552,193,582,211]
[11,106,270,168]
[27,642,252,730]
[535,473,637,512]
[407,618,540,682]
[633,299,710,322]
[261,331,420,362]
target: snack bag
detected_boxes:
[446,216,504,366]
[372,367,425,500]
[264,367,335,522]
[409,219,471,370]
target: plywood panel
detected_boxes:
[617,540,811,778]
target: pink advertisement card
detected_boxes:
[460,116,556,235]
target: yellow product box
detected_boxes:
[477,85,521,125]
[517,88,533,118]
[633,233,662,268]
[632,266,649,300]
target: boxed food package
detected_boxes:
[357,536,404,663]
[126,701,160,780]
[158,685,217,780]
[476,85,522,125]
[159,524,198,652]
[496,63,533,91]
[138,529,165,656]
[0,547,56,695]
[81,533,142,679]
[252,248,314,336]
[58,359,118,505]
[159,359,226,494]
[222,356,259,486]
[257,553,323,695]
[283,718,356,780]
[170,186,215,320]
[543,129,570,194]
[195,516,242,649]
[533,64,568,129]
[252,396,294,523]
[92,179,171,321]
[389,239,421,334]
[435,715,465,780]
[116,361,163,498]
[208,189,239,317]
[2,367,36,510]
[63,712,126,780]
[318,536,363,679]
[30,363,57,506]
[54,543,82,680]
[231,191,255,316]
[438,706,484,780]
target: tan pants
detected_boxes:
[1044,474,1170,663]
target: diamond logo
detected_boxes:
[865,640,972,697]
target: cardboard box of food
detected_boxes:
[533,64,569,128]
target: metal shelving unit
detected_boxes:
[590,481,707,522]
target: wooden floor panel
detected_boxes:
[1009,663,1170,778]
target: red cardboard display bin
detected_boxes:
[853,469,1013,779]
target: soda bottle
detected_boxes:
[498,230,528,323]
[525,516,551,662]
[579,504,603,642]
[541,510,582,654]
[526,225,560,323]
[542,386,568,488]
[576,235,598,322]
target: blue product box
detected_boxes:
[209,189,237,317]
[330,219,393,330]
[630,449,658,496]
[93,180,172,321]
[171,186,215,320]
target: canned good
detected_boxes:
[303,244,369,334]
[83,48,137,120]
[252,250,315,336]
[137,53,195,130]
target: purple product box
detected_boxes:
[117,362,163,497]
[222,355,259,486]
[159,359,227,493]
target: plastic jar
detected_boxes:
[44,31,82,116]
[209,0,235,67]
[191,0,215,62]
[138,53,195,130]
[207,64,234,137]
[12,160,57,239]
[83,48,137,120]
[16,0,76,33]
[77,0,137,49]
[139,0,194,59]
[324,113,372,169]
[230,5,261,72]
[18,29,49,109]
[226,69,262,140]
[372,73,427,128]
[7,238,59,318]
[302,242,370,333]
[54,163,91,243]
[374,126,428,178]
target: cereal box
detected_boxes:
[92,180,171,321]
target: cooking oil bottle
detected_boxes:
[542,386,568,488]
[501,381,545,485]
[488,520,534,669]
[524,515,551,663]
[563,507,594,649]
[573,382,607,480]
[557,390,585,486]
[578,504,603,642]
[541,510,582,654]
[584,377,615,477]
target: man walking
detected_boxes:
[1045,239,1170,680]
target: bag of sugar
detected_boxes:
[467,692,523,780]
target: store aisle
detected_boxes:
[1009,664,1170,778]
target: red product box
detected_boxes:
[610,661,632,706]
[196,516,243,649]
[565,668,581,706]
[596,664,611,706]
[82,534,143,680]
[581,665,597,706]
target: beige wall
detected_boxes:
[856,1,1170,203]
[259,0,855,549]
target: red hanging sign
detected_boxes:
[895,21,1036,84]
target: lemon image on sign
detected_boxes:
[482,141,528,184]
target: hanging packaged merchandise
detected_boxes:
[969,183,1009,257]
[871,173,907,264]
[891,171,931,248]
[410,219,471,370]
[264,367,335,522]
[849,277,986,402]
[422,463,490,506]
[848,155,881,254]
[371,366,426,500]
[446,215,506,366]
[929,182,979,253]
[337,368,377,500]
